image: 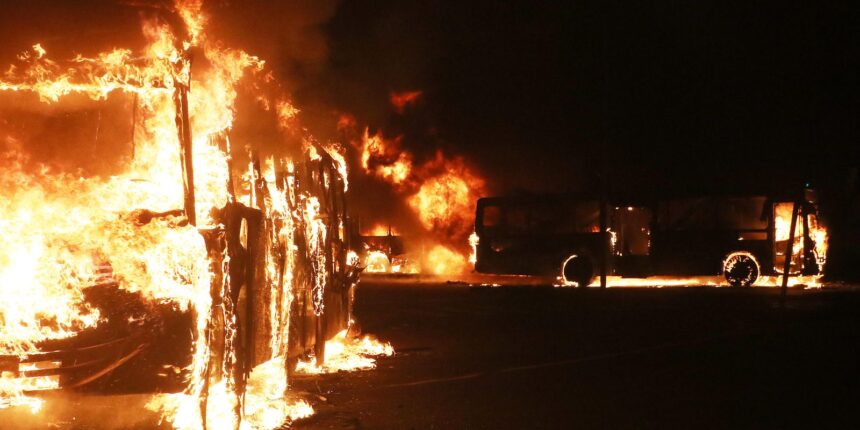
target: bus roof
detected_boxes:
[477,187,817,208]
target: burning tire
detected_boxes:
[562,254,594,288]
[723,252,760,287]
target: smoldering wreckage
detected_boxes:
[0,1,393,429]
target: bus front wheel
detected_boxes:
[723,252,760,287]
[562,254,594,288]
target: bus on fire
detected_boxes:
[473,190,828,287]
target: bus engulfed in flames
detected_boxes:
[340,112,487,276]
[0,1,391,428]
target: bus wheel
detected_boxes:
[723,252,760,287]
[562,254,594,288]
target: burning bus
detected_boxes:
[0,2,393,428]
[473,189,828,287]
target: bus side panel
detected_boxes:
[651,231,770,276]
[476,233,604,277]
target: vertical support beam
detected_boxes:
[315,313,327,366]
[781,201,800,303]
[251,150,266,211]
[314,159,328,366]
[175,86,196,226]
[599,198,608,289]
[244,209,264,372]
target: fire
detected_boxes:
[468,232,479,265]
[364,224,396,236]
[773,202,829,275]
[242,357,316,426]
[773,203,804,268]
[147,356,314,430]
[350,121,486,274]
[0,1,384,428]
[360,128,413,186]
[364,250,391,273]
[407,155,484,239]
[425,244,468,275]
[389,90,423,113]
[810,214,829,271]
[296,329,394,374]
[391,256,420,274]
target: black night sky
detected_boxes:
[0,0,856,195]
[298,0,858,195]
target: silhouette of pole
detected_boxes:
[780,201,799,305]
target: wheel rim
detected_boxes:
[724,253,760,287]
[562,255,593,287]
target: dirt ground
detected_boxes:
[3,280,858,429]
[293,281,860,429]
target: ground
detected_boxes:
[3,280,859,429]
[292,280,860,429]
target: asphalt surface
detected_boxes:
[293,282,860,429]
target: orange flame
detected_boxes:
[296,329,394,374]
[349,119,486,274]
[407,154,485,240]
[360,128,413,186]
[389,90,423,113]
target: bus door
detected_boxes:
[611,206,652,277]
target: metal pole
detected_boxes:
[599,199,608,289]
[780,201,800,303]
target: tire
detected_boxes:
[723,252,760,287]
[562,254,594,288]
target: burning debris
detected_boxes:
[295,329,394,375]
[0,1,392,428]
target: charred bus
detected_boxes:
[473,190,827,287]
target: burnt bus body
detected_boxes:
[0,148,355,395]
[474,190,825,286]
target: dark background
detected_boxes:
[296,0,859,195]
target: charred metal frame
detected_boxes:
[474,190,824,285]
[1,81,355,406]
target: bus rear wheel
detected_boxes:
[562,255,594,288]
[723,253,760,287]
